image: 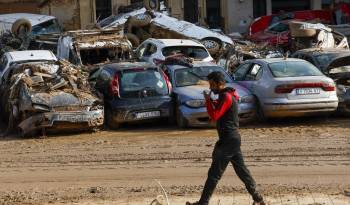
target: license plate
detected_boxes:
[296,88,321,95]
[56,114,89,122]
[135,111,160,119]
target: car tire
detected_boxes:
[106,107,120,130]
[126,33,140,48]
[129,13,152,27]
[176,106,188,128]
[144,0,160,11]
[200,37,222,56]
[11,18,32,37]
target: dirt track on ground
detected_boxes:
[0,117,349,205]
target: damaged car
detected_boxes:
[89,62,172,129]
[292,48,350,114]
[0,50,104,136]
[56,29,133,72]
[98,8,233,58]
[232,58,338,119]
[159,59,256,128]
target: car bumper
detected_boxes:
[180,102,256,127]
[109,97,172,123]
[18,110,104,134]
[263,100,339,117]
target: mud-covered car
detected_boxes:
[0,50,104,136]
[98,8,233,58]
[56,29,133,72]
[292,48,350,114]
[89,62,172,129]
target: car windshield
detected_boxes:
[162,46,209,60]
[31,19,61,35]
[120,68,168,98]
[266,22,289,33]
[175,66,232,87]
[269,61,323,78]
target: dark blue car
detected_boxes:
[90,62,172,129]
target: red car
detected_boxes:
[247,5,350,47]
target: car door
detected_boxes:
[234,62,264,96]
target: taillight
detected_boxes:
[109,73,120,97]
[275,82,336,94]
[161,69,172,93]
[322,82,335,91]
[275,84,294,93]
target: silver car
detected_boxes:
[232,58,338,119]
[163,62,256,128]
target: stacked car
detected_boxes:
[1,2,349,137]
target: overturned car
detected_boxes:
[0,50,104,136]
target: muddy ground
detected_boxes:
[0,117,349,205]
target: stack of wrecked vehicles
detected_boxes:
[0,50,104,137]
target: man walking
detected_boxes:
[186,72,265,205]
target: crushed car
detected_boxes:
[56,29,133,72]
[97,8,233,58]
[292,48,350,115]
[0,50,104,136]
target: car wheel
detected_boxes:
[144,0,160,11]
[106,107,120,130]
[200,37,222,56]
[11,18,32,37]
[129,13,152,27]
[176,107,188,128]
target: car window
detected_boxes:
[137,43,148,57]
[31,19,61,35]
[162,46,209,59]
[174,66,232,87]
[120,68,168,98]
[234,63,251,81]
[269,61,323,78]
[245,64,262,81]
[143,44,157,57]
[267,22,289,33]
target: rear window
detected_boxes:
[162,46,209,59]
[268,61,323,78]
[267,22,289,33]
[120,68,168,98]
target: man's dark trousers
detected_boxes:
[198,140,262,205]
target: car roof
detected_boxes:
[295,48,350,55]
[0,13,56,26]
[166,62,219,70]
[104,61,156,70]
[251,58,306,64]
[147,38,205,47]
[7,50,57,62]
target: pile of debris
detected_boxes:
[0,31,31,57]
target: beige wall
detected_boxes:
[112,0,129,14]
[226,0,254,33]
[41,0,81,31]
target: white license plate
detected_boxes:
[135,111,161,119]
[296,88,321,95]
[56,115,89,122]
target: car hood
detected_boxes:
[175,83,251,100]
[31,92,98,108]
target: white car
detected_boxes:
[0,50,57,81]
[135,38,214,64]
[0,13,61,36]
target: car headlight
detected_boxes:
[33,104,50,112]
[185,99,206,108]
[239,96,255,104]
